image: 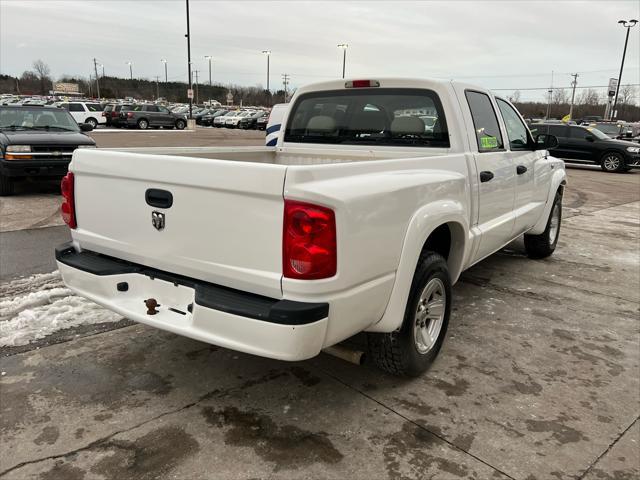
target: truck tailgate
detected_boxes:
[70,149,286,298]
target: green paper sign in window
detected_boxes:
[480,136,498,149]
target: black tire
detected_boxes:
[0,173,14,196]
[367,251,451,377]
[175,119,186,130]
[600,152,626,173]
[524,190,562,259]
[137,119,149,130]
[85,118,98,129]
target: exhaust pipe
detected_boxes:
[323,344,366,365]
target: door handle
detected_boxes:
[145,189,173,209]
[479,171,494,183]
[516,165,528,175]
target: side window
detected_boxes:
[569,127,590,139]
[465,91,504,152]
[146,105,159,113]
[548,125,568,138]
[496,99,529,150]
[158,106,169,114]
[86,103,103,112]
[68,103,85,112]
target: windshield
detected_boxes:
[284,88,449,147]
[592,123,621,135]
[585,127,610,140]
[0,107,80,132]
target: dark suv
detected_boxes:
[120,104,187,130]
[531,123,640,173]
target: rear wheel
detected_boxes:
[524,190,562,259]
[137,119,149,130]
[85,117,98,129]
[175,119,186,130]
[0,173,14,196]
[600,152,626,173]
[367,251,451,377]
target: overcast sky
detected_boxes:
[1,0,639,101]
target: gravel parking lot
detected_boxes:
[0,128,638,479]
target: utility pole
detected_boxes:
[545,70,553,120]
[93,58,101,99]
[193,70,199,105]
[185,0,193,119]
[611,19,638,120]
[282,73,290,102]
[155,76,160,100]
[568,73,578,120]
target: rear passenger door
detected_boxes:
[144,105,161,126]
[464,90,517,263]
[496,98,550,234]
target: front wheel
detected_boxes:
[524,190,562,259]
[175,119,186,130]
[600,152,626,173]
[367,251,451,377]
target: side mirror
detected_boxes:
[585,134,595,142]
[535,134,559,149]
[79,123,93,132]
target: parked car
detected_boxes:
[0,105,95,195]
[119,104,187,130]
[56,77,565,377]
[59,102,106,129]
[530,123,640,172]
[213,110,236,127]
[256,113,268,131]
[201,110,227,127]
[194,108,213,125]
[238,111,268,129]
[225,110,255,128]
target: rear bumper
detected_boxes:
[55,243,329,360]
[1,158,70,177]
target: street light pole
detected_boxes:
[185,0,193,119]
[161,59,168,82]
[337,44,348,78]
[93,58,101,98]
[204,56,212,85]
[611,19,638,120]
[126,62,133,80]
[262,50,271,92]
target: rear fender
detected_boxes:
[366,200,468,333]
[528,166,567,235]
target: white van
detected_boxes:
[265,103,288,146]
[59,102,106,129]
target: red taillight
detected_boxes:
[127,112,134,118]
[283,200,336,280]
[60,172,76,229]
[345,79,380,88]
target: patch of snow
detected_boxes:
[0,271,122,347]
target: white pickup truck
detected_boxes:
[56,78,565,376]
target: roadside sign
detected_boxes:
[187,89,194,99]
[608,78,618,97]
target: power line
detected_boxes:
[491,83,640,91]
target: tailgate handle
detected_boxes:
[145,189,173,209]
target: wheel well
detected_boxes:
[600,150,624,160]
[422,224,451,259]
[421,222,466,281]
[138,117,149,123]
[86,117,97,123]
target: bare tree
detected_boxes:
[32,59,52,95]
[552,88,568,105]
[618,84,637,106]
[508,90,521,103]
[578,88,600,106]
